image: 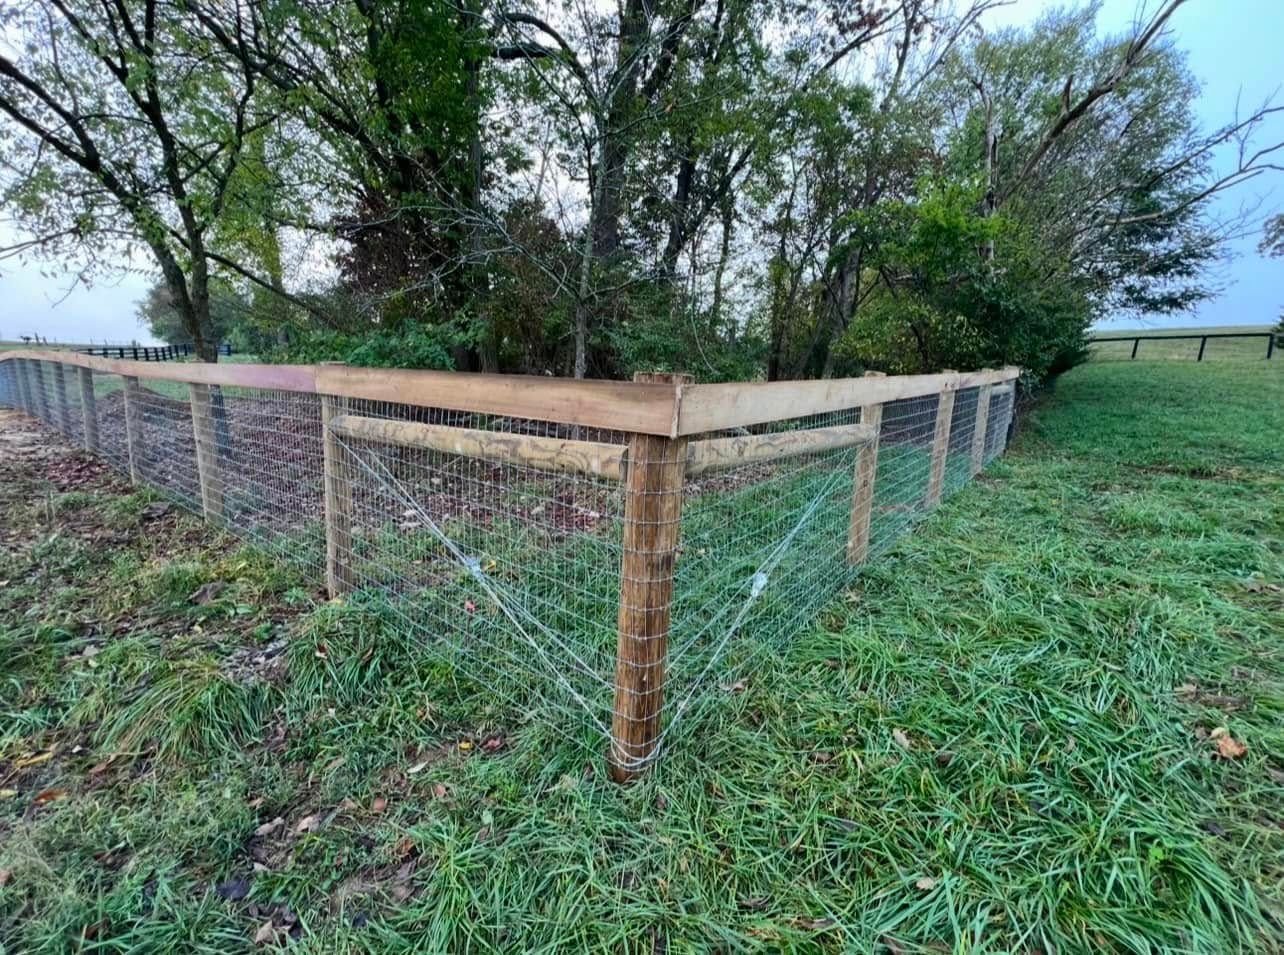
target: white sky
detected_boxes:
[1,0,1281,343]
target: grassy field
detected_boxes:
[1,360,1281,952]
[1089,324,1278,362]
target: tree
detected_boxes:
[0,0,297,360]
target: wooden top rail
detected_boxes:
[0,349,1019,438]
[685,422,874,477]
[676,367,1020,435]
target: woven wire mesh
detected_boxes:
[1,357,1019,765]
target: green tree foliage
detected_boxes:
[3,0,1278,379]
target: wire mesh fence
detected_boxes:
[0,354,1017,776]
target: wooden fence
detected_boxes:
[0,350,1020,780]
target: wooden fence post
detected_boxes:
[609,372,691,782]
[30,360,49,422]
[320,377,355,598]
[189,382,225,520]
[969,382,993,476]
[78,367,98,452]
[14,359,33,413]
[122,375,144,484]
[846,370,886,566]
[925,372,957,508]
[51,362,72,435]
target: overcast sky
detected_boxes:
[1,0,1280,344]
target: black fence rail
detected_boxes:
[77,343,233,361]
[1091,331,1278,361]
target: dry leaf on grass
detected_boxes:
[33,788,68,805]
[14,751,53,769]
[892,729,912,751]
[1214,733,1247,760]
[253,920,276,946]
[371,796,387,813]
[914,876,937,890]
[254,817,284,838]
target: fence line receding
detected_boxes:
[0,350,1019,780]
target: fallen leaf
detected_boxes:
[253,920,276,945]
[0,869,10,888]
[458,740,473,753]
[892,729,912,751]
[432,783,448,799]
[33,788,68,805]
[1173,683,1198,699]
[481,734,505,753]
[0,789,18,800]
[915,876,937,891]
[371,797,388,813]
[721,679,748,693]
[1215,734,1247,760]
[738,896,771,911]
[796,917,837,931]
[254,816,284,837]
[295,813,323,834]
[14,751,54,769]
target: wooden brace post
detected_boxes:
[609,372,691,782]
[121,375,144,484]
[189,382,225,520]
[320,383,356,598]
[969,382,993,476]
[925,372,957,508]
[78,367,98,452]
[847,371,885,565]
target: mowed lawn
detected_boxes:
[1,360,1281,953]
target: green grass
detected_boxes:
[1,360,1281,952]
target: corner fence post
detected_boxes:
[78,367,98,452]
[1269,334,1277,360]
[320,371,355,598]
[1131,338,1140,360]
[121,375,144,484]
[189,382,225,520]
[925,371,957,508]
[969,381,994,476]
[846,370,886,566]
[1197,336,1207,362]
[609,371,691,782]
[51,361,72,436]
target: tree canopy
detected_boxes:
[1,0,1278,376]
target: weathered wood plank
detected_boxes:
[847,371,885,565]
[610,373,691,782]
[677,367,1019,435]
[121,375,144,484]
[321,390,356,598]
[317,365,682,437]
[0,349,317,393]
[328,413,629,480]
[924,374,958,507]
[51,362,73,435]
[685,423,873,478]
[189,383,225,520]
[78,367,98,452]
[969,383,993,476]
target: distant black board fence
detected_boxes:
[1091,331,1278,361]
[77,343,233,361]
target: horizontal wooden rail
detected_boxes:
[676,367,1019,435]
[685,423,874,477]
[1,350,1021,437]
[328,414,629,480]
[329,414,875,481]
